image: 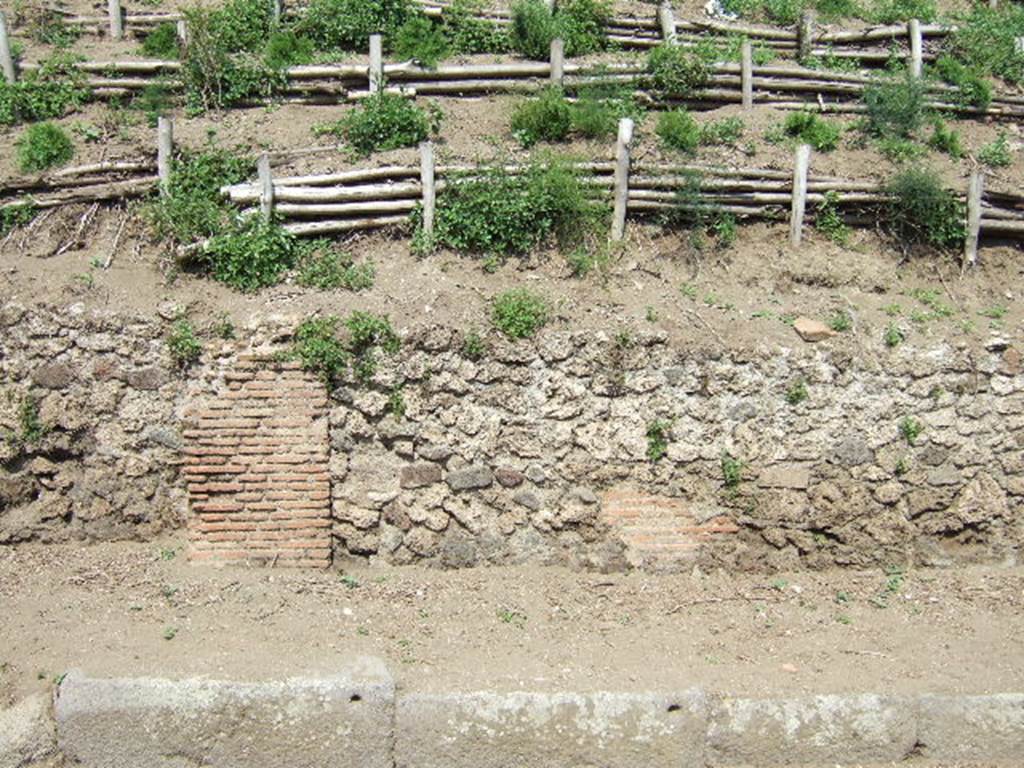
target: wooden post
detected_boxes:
[611,118,634,242]
[419,141,436,236]
[797,10,816,64]
[790,144,811,247]
[658,2,678,45]
[908,19,923,78]
[176,19,189,50]
[258,152,274,221]
[741,39,753,111]
[157,117,173,196]
[550,38,564,85]
[108,0,124,41]
[0,11,15,85]
[965,169,984,267]
[369,34,383,93]
[271,0,283,23]
[1016,37,1024,56]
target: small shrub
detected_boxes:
[263,31,316,69]
[647,45,709,99]
[884,322,905,347]
[0,54,91,126]
[927,120,963,158]
[509,0,609,60]
[146,145,252,244]
[947,5,1024,85]
[646,420,672,461]
[569,82,642,139]
[815,190,850,244]
[780,111,841,151]
[556,0,612,57]
[141,22,181,59]
[425,160,603,256]
[862,73,928,139]
[868,0,936,24]
[828,309,853,332]
[932,56,991,110]
[721,453,744,489]
[979,133,1012,168]
[444,0,510,53]
[884,167,965,250]
[299,0,412,51]
[24,7,80,47]
[167,319,203,367]
[2,393,48,449]
[509,0,559,60]
[317,93,441,155]
[292,316,349,385]
[16,122,74,173]
[877,136,926,162]
[0,203,38,235]
[510,88,572,147]
[491,288,550,339]
[700,117,745,146]
[394,15,450,67]
[203,217,302,292]
[786,379,809,405]
[899,415,923,445]
[297,249,375,290]
[657,109,700,153]
[386,387,406,419]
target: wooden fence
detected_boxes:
[4,0,969,67]
[2,116,1022,265]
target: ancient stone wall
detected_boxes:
[2,302,1021,571]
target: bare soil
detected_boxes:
[1,538,1022,708]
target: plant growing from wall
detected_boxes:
[2,392,49,450]
[646,419,672,461]
[899,415,922,445]
[461,329,487,360]
[721,452,744,489]
[786,380,809,405]
[491,288,550,339]
[344,311,400,382]
[292,316,350,385]
[167,318,203,367]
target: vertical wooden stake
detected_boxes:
[176,19,189,51]
[549,38,564,85]
[790,144,811,247]
[419,142,436,236]
[908,19,923,78]
[369,34,383,93]
[797,10,816,64]
[741,39,753,111]
[988,0,998,8]
[0,11,16,85]
[108,0,124,41]
[611,118,634,242]
[543,0,555,10]
[258,152,274,221]
[658,2,678,45]
[157,117,173,196]
[271,0,283,23]
[1016,37,1024,56]
[965,169,984,267]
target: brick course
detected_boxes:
[185,356,331,567]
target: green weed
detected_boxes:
[646,419,672,462]
[167,318,203,367]
[316,93,441,155]
[491,288,550,339]
[16,122,74,173]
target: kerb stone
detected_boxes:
[395,690,706,768]
[55,658,394,768]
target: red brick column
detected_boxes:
[184,354,331,567]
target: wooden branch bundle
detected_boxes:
[6,176,159,210]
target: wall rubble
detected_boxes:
[2,302,1021,571]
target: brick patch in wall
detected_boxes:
[184,354,331,568]
[601,488,739,569]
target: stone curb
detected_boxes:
[13,667,1019,768]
